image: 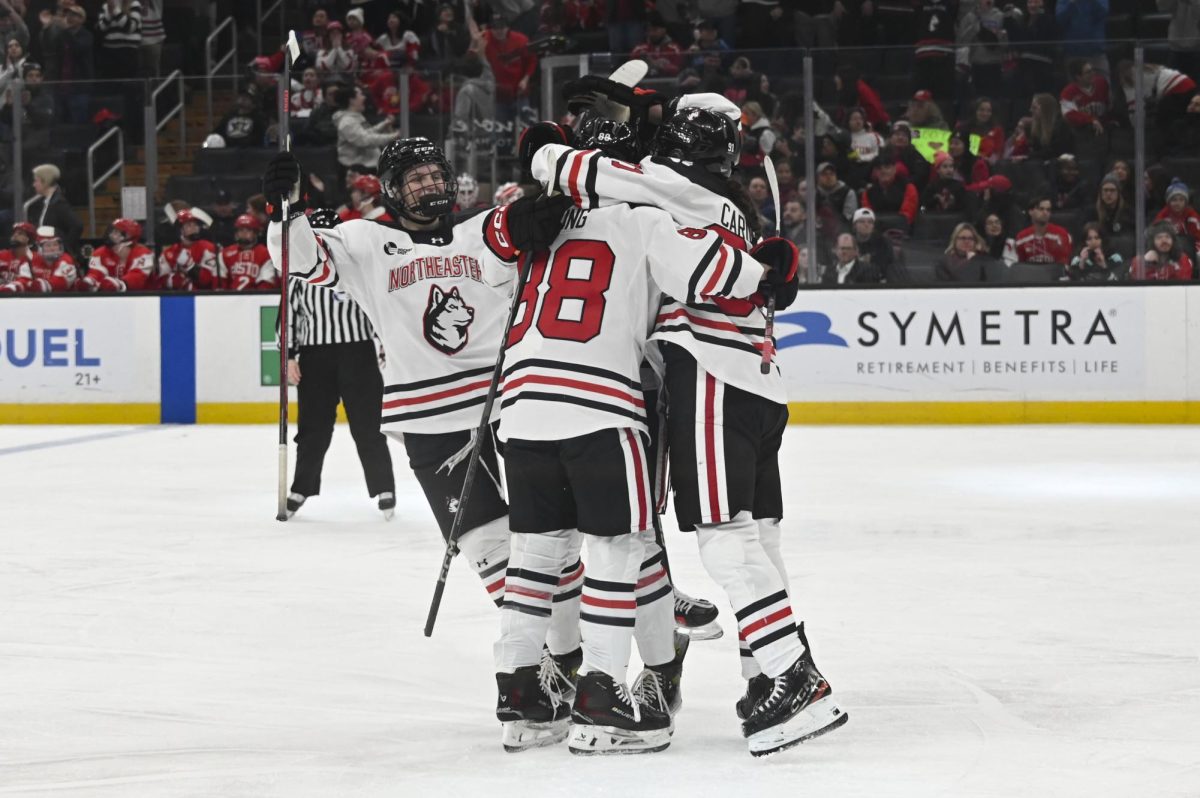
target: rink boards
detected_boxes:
[2,287,1199,424]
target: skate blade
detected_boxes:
[678,620,724,641]
[747,696,848,758]
[501,719,569,753]
[567,723,672,755]
[381,509,395,521]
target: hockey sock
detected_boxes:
[457,516,510,608]
[633,529,675,668]
[495,529,572,673]
[547,529,583,657]
[579,532,645,685]
[757,517,790,592]
[696,511,803,679]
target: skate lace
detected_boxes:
[757,673,791,714]
[673,593,696,613]
[632,669,667,711]
[537,649,565,711]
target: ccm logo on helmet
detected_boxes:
[383,242,412,256]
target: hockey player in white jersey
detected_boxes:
[526,92,848,757]
[493,111,797,756]
[262,141,586,742]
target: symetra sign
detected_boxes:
[774,287,1146,401]
[1,329,101,367]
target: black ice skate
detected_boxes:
[543,645,582,702]
[378,492,396,520]
[284,492,306,519]
[735,673,773,721]
[632,631,690,732]
[495,664,570,753]
[741,625,848,757]
[568,671,672,755]
[674,589,723,640]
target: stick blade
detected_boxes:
[763,155,781,232]
[608,58,648,87]
[284,31,301,65]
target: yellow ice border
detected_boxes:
[5,402,1200,424]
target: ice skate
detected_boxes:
[632,630,689,726]
[378,491,395,520]
[741,627,847,757]
[735,672,773,721]
[496,664,570,753]
[568,671,672,755]
[285,492,306,519]
[543,645,582,702]
[674,589,723,640]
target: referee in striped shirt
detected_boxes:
[284,279,396,519]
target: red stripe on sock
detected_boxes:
[737,606,794,641]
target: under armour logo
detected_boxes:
[431,236,446,244]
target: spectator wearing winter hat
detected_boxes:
[344,9,374,59]
[1131,221,1194,281]
[860,153,920,230]
[887,123,930,189]
[922,151,968,214]
[1051,154,1090,211]
[316,21,357,82]
[1153,180,1200,246]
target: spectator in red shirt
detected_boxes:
[1014,195,1073,268]
[1153,180,1200,244]
[483,15,536,126]
[1131,222,1195,281]
[860,154,920,230]
[1060,58,1112,136]
[631,12,683,77]
[834,65,889,130]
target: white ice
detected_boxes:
[1,424,1199,797]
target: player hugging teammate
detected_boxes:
[262,65,841,759]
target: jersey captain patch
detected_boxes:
[423,284,476,355]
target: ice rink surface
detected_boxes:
[1,423,1199,798]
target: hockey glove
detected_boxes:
[504,194,574,252]
[307,207,342,229]
[262,152,307,220]
[562,75,665,116]
[517,121,573,182]
[752,237,800,311]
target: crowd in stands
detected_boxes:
[4,0,1200,292]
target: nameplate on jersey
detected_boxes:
[388,254,483,292]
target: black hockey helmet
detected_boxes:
[378,137,458,222]
[650,106,740,177]
[574,110,644,163]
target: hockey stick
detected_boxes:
[760,156,781,376]
[275,30,301,522]
[424,251,535,637]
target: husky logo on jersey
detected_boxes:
[383,242,412,256]
[423,284,475,354]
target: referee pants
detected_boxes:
[291,340,395,499]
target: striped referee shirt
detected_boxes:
[282,279,375,357]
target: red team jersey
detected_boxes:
[1014,224,1073,266]
[27,254,79,292]
[0,249,40,291]
[219,243,278,290]
[86,244,156,290]
[159,240,220,290]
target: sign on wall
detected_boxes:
[775,288,1152,401]
[0,297,160,404]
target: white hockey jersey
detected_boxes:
[498,203,765,442]
[267,210,517,434]
[532,144,787,404]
